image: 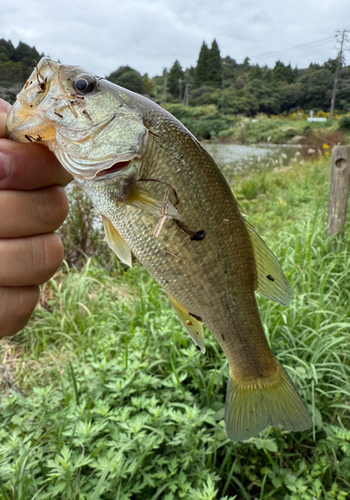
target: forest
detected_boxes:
[1,38,350,116]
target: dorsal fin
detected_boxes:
[245,221,292,306]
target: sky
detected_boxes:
[1,0,350,77]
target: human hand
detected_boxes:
[0,98,73,337]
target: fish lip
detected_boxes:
[5,102,24,139]
[6,101,47,141]
[54,146,140,181]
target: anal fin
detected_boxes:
[102,216,132,267]
[168,295,205,353]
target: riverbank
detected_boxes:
[163,103,350,146]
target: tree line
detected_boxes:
[1,38,349,115]
[0,39,43,83]
[108,40,350,115]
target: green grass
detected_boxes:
[217,117,347,146]
[1,157,350,499]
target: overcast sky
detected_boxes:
[2,0,349,77]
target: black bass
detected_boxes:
[6,57,312,441]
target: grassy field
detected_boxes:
[1,156,350,499]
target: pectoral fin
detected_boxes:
[168,295,205,353]
[126,186,182,220]
[245,221,292,306]
[102,216,132,267]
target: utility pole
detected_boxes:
[183,83,191,106]
[163,69,168,103]
[330,29,349,121]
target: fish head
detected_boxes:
[6,57,148,180]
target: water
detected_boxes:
[203,143,301,185]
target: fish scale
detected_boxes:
[6,56,312,441]
[81,113,281,379]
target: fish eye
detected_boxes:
[73,74,96,94]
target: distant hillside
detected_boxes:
[0,39,43,103]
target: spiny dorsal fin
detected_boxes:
[245,221,292,306]
[168,295,205,354]
[102,216,132,267]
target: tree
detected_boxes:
[0,39,14,63]
[218,87,257,115]
[222,56,237,87]
[243,57,250,69]
[168,60,184,100]
[206,39,222,87]
[0,61,27,82]
[249,65,262,80]
[299,68,333,110]
[323,58,338,73]
[279,82,303,112]
[143,73,155,95]
[272,61,296,84]
[194,42,210,88]
[106,66,146,94]
[189,85,220,106]
[13,41,42,70]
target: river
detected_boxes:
[203,143,302,186]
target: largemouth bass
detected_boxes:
[6,57,312,441]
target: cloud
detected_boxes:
[1,0,348,76]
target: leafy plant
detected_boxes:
[0,157,350,499]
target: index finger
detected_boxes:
[0,98,73,189]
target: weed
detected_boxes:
[0,157,349,499]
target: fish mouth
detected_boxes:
[95,159,132,178]
[6,101,55,143]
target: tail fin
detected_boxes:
[225,360,312,441]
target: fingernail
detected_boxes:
[0,152,10,181]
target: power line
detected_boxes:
[251,35,334,60]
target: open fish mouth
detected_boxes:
[95,159,133,178]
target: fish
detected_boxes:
[6,57,312,441]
